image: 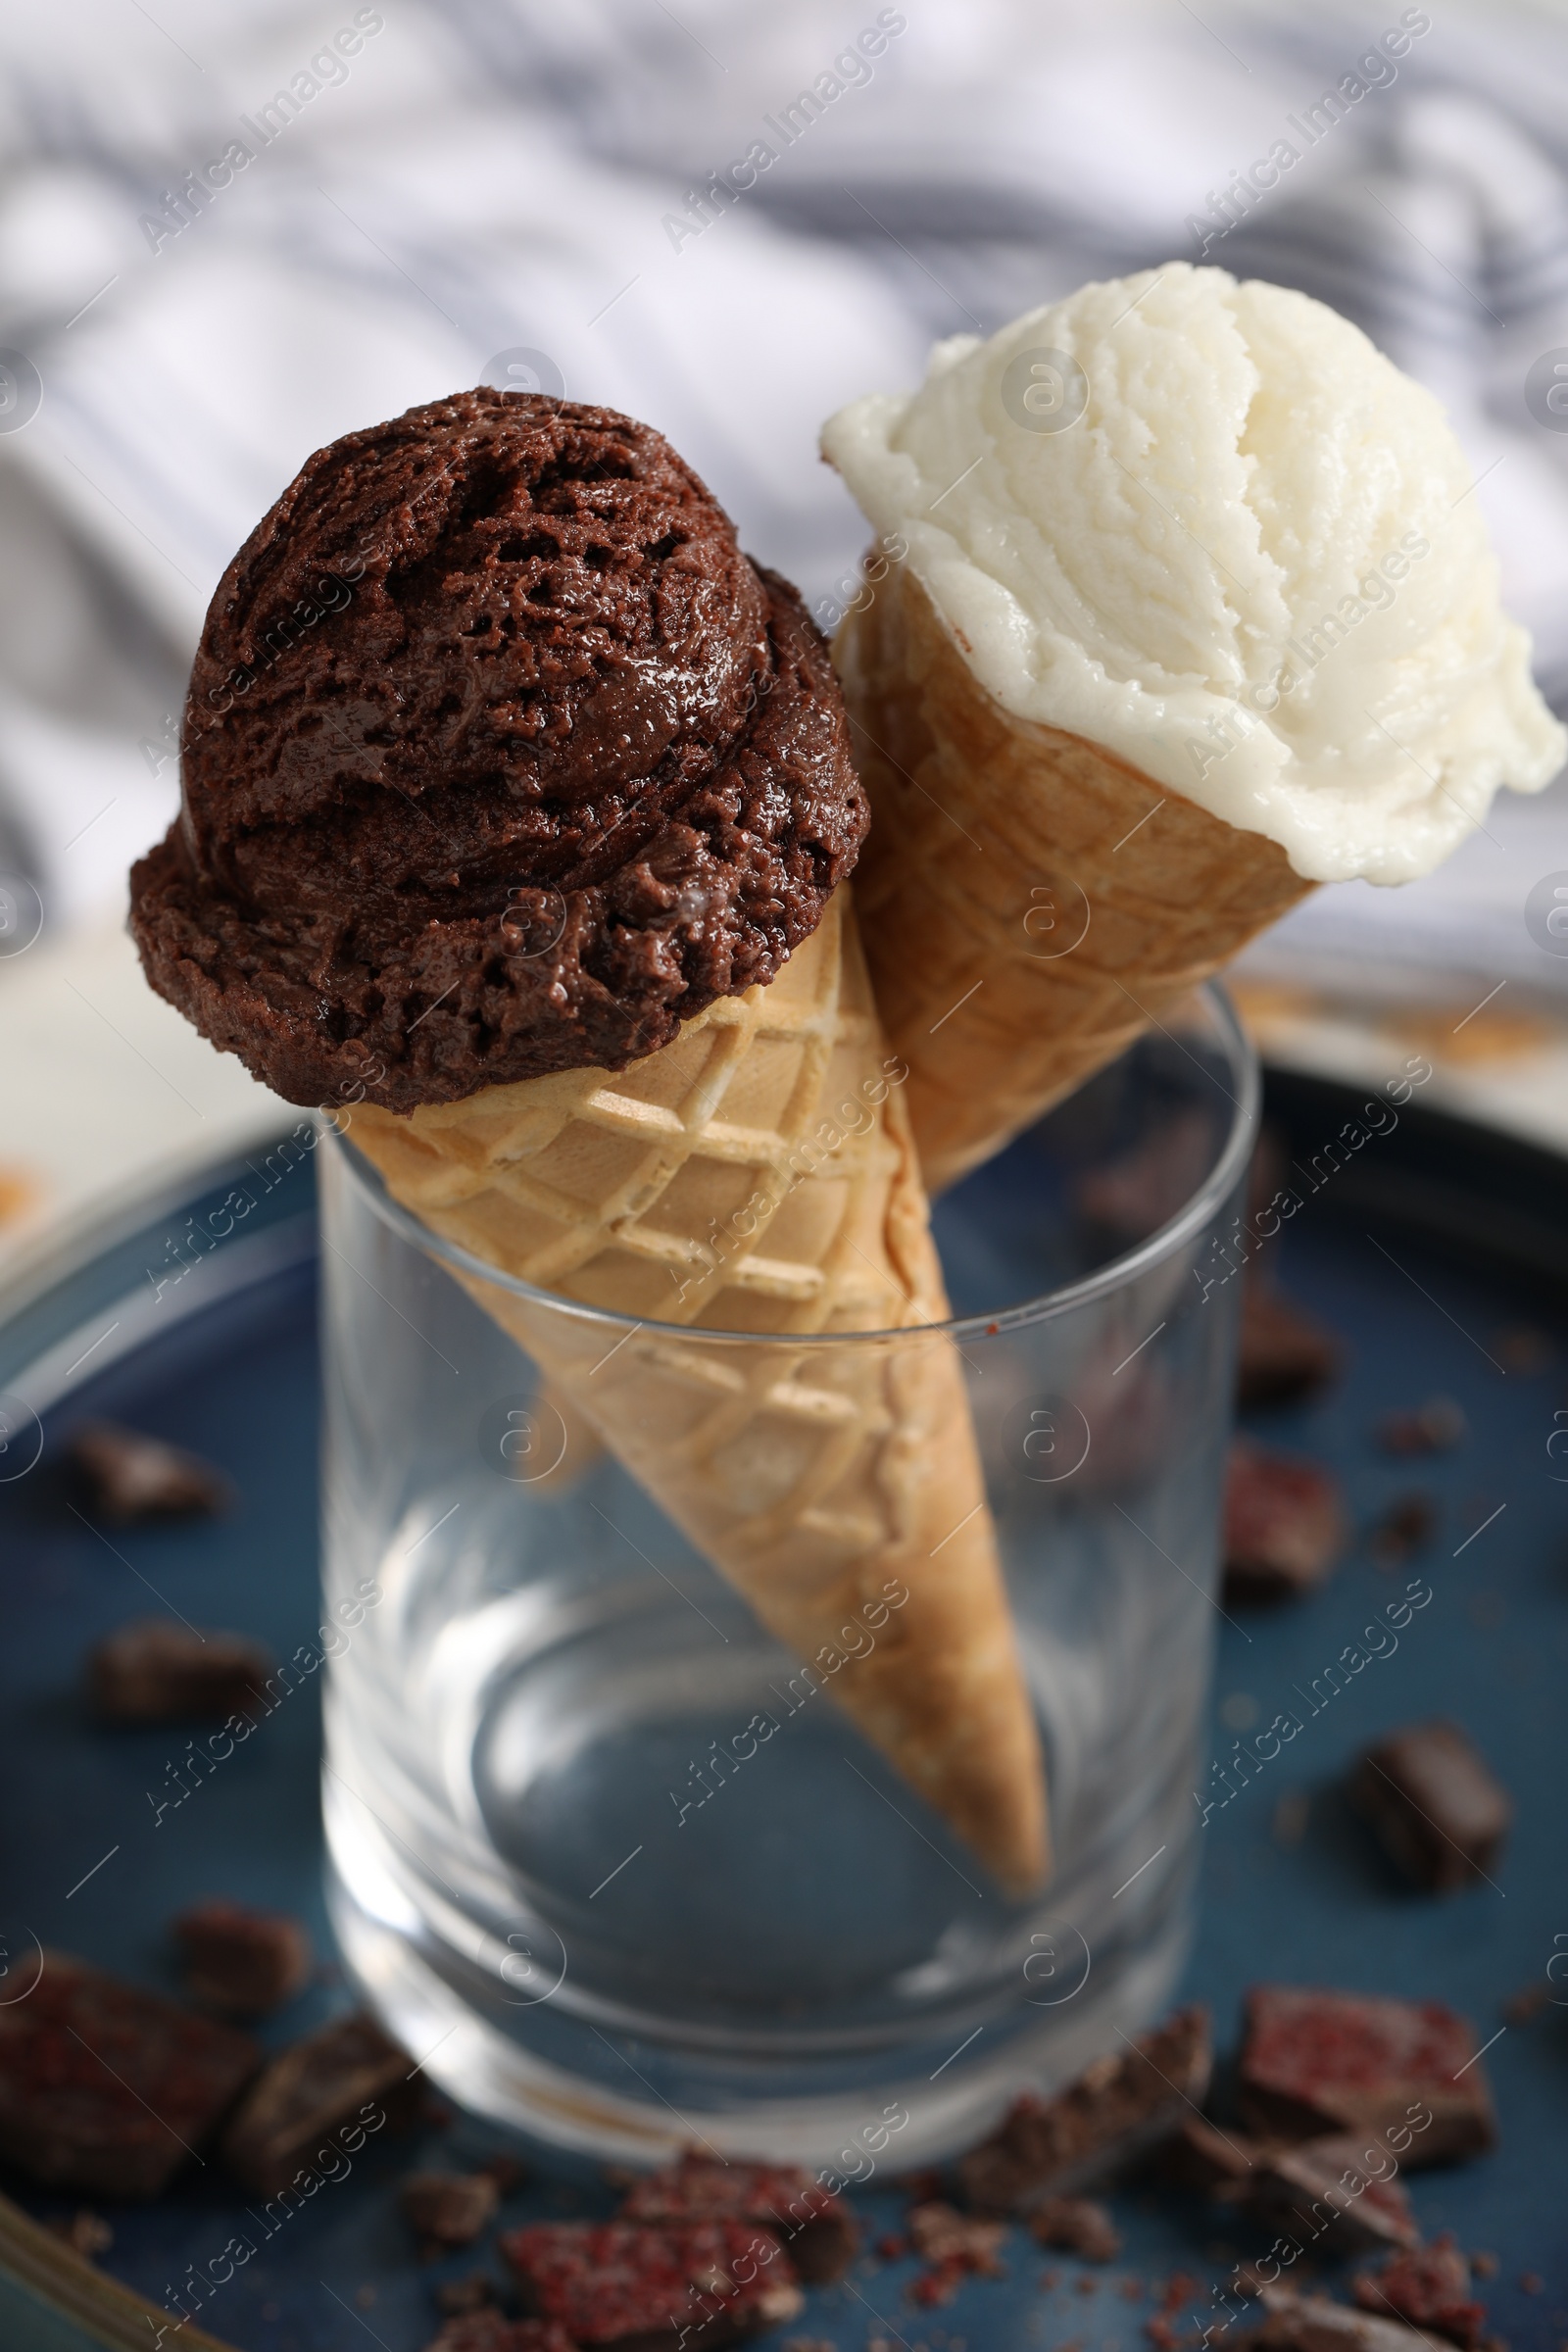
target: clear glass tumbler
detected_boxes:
[320,986,1256,2169]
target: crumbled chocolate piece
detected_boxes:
[173,1898,312,2016]
[619,2153,858,2282]
[1377,1398,1465,1456]
[1369,1497,1437,1568]
[44,2210,114,2259]
[427,2320,575,2352]
[959,2005,1211,2211]
[1029,2197,1120,2260]
[1156,2117,1257,2198]
[1236,1284,1341,1410]
[436,2276,499,2317]
[503,2220,801,2350]
[1243,2289,1450,2352]
[1224,1443,1346,1604]
[1238,1986,1496,2163]
[1354,2236,1485,2347]
[1499,1984,1548,2026]
[403,2171,503,2248]
[0,1950,258,2197]
[1246,2135,1418,2252]
[1467,2255,1497,2281]
[906,2204,1006,2273]
[69,1419,233,1522]
[220,2010,417,2195]
[479,2154,529,2194]
[87,1619,272,1724]
[1350,1723,1510,1892]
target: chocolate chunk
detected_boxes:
[1224,1443,1346,1604]
[1237,1284,1341,1410]
[1238,1986,1495,2163]
[1243,2287,1451,2352]
[1354,2236,1485,2348]
[1376,1398,1465,1456]
[1350,1723,1511,1892]
[1245,2134,1418,2252]
[427,2321,575,2352]
[220,2010,417,2195]
[1156,2115,1258,2198]
[502,2220,801,2352]
[173,1898,312,2016]
[87,1618,272,1724]
[619,2154,857,2283]
[1029,2196,1120,2260]
[0,1950,258,2197]
[69,1419,233,1522]
[958,2004,1211,2211]
[1369,1496,1437,1568]
[402,2170,503,2248]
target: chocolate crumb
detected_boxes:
[1030,2198,1120,2262]
[1377,1397,1465,1455]
[69,1420,232,1523]
[435,2276,497,2317]
[1368,1494,1437,1567]
[402,2171,503,2248]
[44,2210,113,2260]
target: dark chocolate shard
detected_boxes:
[173,1897,312,2017]
[619,2154,857,2283]
[503,2219,801,2352]
[1243,2287,1452,2352]
[1245,2132,1419,2252]
[1236,1283,1342,1410]
[87,1618,272,1725]
[958,2003,1211,2211]
[69,1419,233,1522]
[1350,1723,1510,1892]
[220,2010,418,2196]
[1238,1985,1495,2164]
[1224,1442,1346,1604]
[0,1949,258,2198]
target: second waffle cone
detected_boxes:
[349,889,1048,1894]
[836,564,1314,1193]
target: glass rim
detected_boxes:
[323,979,1259,1349]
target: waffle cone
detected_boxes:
[836,564,1314,1192]
[349,889,1048,1893]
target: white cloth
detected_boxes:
[0,0,1564,990]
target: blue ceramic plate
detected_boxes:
[0,1072,1563,2351]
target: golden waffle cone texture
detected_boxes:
[350,889,1048,1893]
[836,564,1314,1193]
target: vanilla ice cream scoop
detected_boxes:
[822,263,1563,884]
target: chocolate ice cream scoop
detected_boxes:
[131,390,865,1111]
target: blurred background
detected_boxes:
[2,0,1567,1269]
